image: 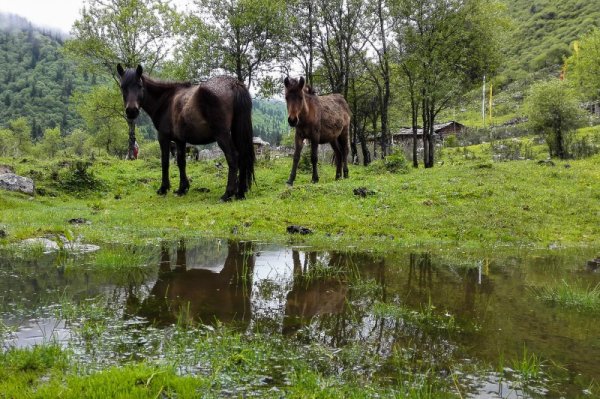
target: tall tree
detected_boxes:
[524,80,584,159]
[65,0,176,159]
[317,0,368,97]
[394,0,505,167]
[359,0,395,157]
[284,0,318,86]
[180,0,287,90]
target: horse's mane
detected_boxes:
[142,74,193,90]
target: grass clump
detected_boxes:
[530,280,600,312]
[374,300,459,333]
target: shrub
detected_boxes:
[383,150,410,174]
[59,161,104,193]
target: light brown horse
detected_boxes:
[283,76,351,185]
[117,64,255,200]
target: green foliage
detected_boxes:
[59,161,104,194]
[65,0,178,77]
[73,84,129,157]
[252,99,288,145]
[565,28,600,101]
[178,0,288,89]
[39,127,63,158]
[0,19,90,135]
[503,0,600,80]
[530,280,600,312]
[368,150,410,174]
[524,79,585,158]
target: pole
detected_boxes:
[482,75,486,128]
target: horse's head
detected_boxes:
[117,64,144,121]
[283,76,306,127]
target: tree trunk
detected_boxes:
[422,96,429,167]
[127,120,136,160]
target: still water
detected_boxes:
[1,240,599,398]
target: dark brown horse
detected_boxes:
[283,76,351,185]
[117,64,255,200]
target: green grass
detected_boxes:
[0,139,599,254]
[374,300,460,333]
[530,280,600,312]
[0,325,450,399]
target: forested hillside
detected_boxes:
[500,0,600,84]
[252,99,288,145]
[0,14,92,138]
[0,13,287,145]
[2,0,600,146]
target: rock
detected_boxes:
[0,173,35,195]
[68,218,91,225]
[587,258,600,272]
[21,236,100,253]
[353,187,375,197]
[287,225,313,235]
[537,159,555,167]
[0,228,6,238]
[0,165,14,174]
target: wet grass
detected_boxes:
[0,325,451,398]
[1,142,599,253]
[530,280,600,312]
[374,301,460,333]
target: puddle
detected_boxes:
[1,240,599,397]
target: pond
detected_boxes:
[1,239,599,398]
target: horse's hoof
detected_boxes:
[220,195,233,202]
[235,194,246,200]
[174,189,188,196]
[311,179,319,184]
[157,187,169,195]
[286,181,294,187]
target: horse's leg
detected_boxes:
[340,125,350,178]
[157,138,171,195]
[286,134,304,186]
[175,141,190,195]
[310,140,319,183]
[216,133,239,201]
[330,139,343,180]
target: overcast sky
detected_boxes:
[0,0,190,34]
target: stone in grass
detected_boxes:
[287,225,313,235]
[0,173,35,195]
[353,187,376,197]
[68,218,91,225]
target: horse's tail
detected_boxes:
[231,81,255,196]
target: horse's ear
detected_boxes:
[284,77,290,88]
[298,76,305,90]
[136,65,143,77]
[117,63,125,77]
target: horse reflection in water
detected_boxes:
[137,240,254,327]
[282,250,349,335]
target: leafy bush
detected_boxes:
[490,138,534,161]
[59,161,104,193]
[381,150,410,174]
[444,135,459,148]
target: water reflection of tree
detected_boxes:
[133,240,255,327]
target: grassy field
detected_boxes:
[1,140,599,252]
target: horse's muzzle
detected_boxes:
[126,106,140,120]
[288,116,298,127]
